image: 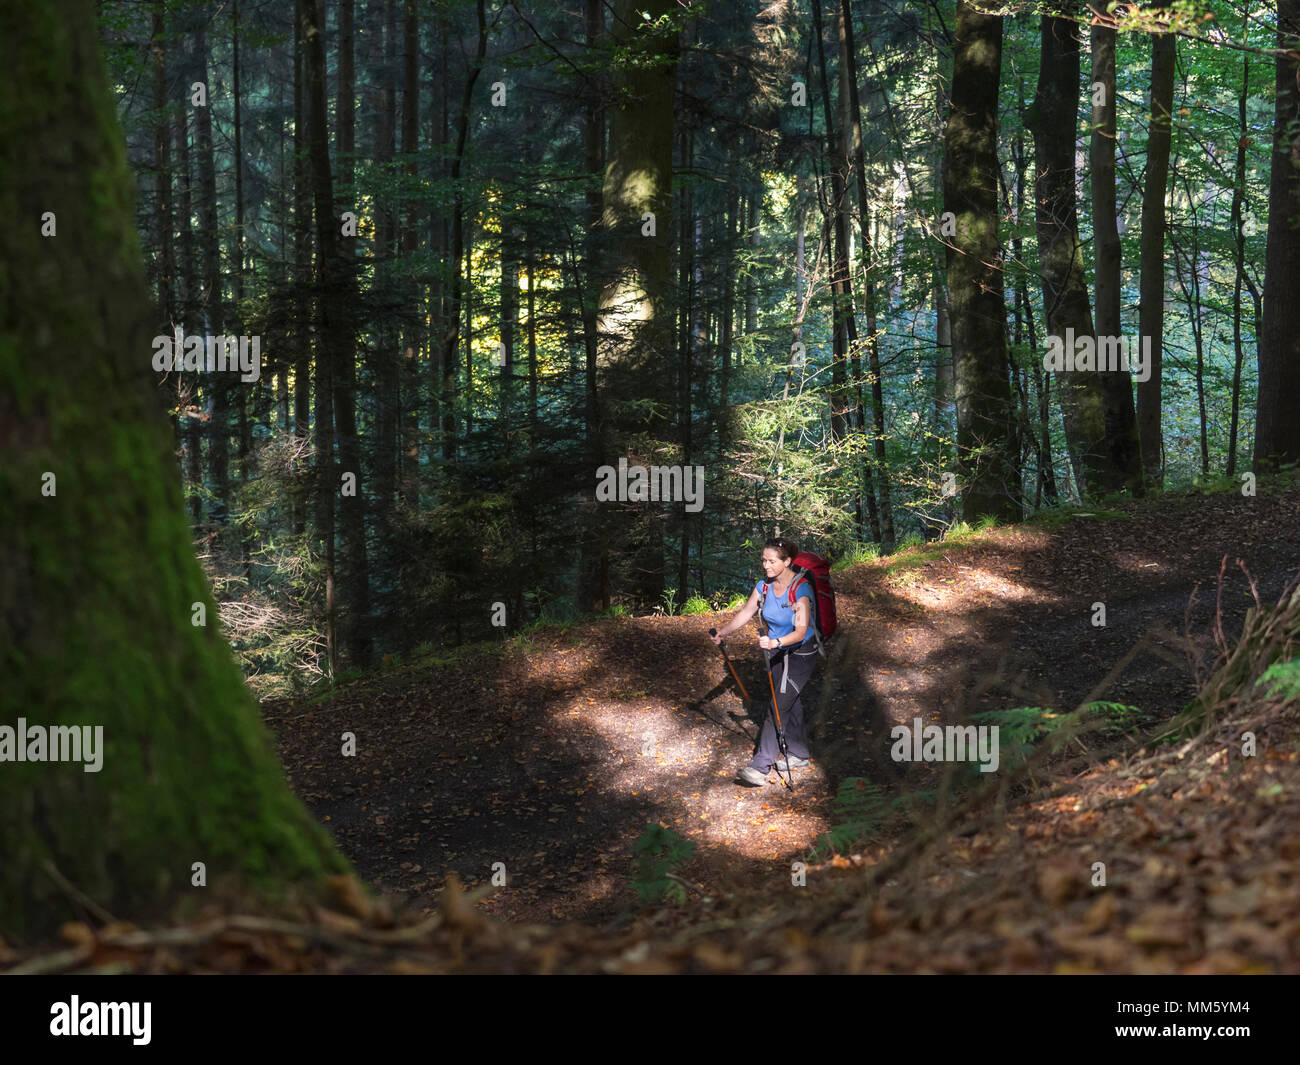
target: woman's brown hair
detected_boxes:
[764,537,798,561]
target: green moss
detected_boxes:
[1026,506,1128,527]
[0,0,347,940]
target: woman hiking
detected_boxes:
[710,538,816,786]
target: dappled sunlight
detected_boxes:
[270,491,1300,927]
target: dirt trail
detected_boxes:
[264,482,1300,928]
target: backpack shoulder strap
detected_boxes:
[789,569,826,655]
[788,567,810,603]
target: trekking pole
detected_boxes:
[708,628,750,703]
[756,617,795,792]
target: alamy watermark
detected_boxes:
[890,717,999,773]
[1043,327,1151,383]
[152,328,262,383]
[50,996,150,1045]
[0,719,103,772]
[595,457,704,513]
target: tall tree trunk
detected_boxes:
[299,0,336,674]
[291,1,311,536]
[400,0,420,505]
[500,206,518,447]
[174,71,201,525]
[1010,132,1055,508]
[369,0,397,542]
[176,94,202,523]
[677,125,694,599]
[718,184,738,425]
[307,0,369,665]
[151,0,177,471]
[811,0,851,449]
[441,0,488,461]
[1136,31,1176,485]
[526,224,539,448]
[576,0,607,612]
[944,1,1019,523]
[744,188,760,337]
[1089,19,1144,495]
[1255,0,1300,470]
[1171,174,1210,475]
[0,0,347,940]
[193,22,228,536]
[232,0,252,577]
[1227,17,1251,477]
[1030,11,1131,499]
[428,13,450,476]
[594,0,678,608]
[929,74,957,536]
[151,0,173,333]
[840,0,894,549]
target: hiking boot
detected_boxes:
[776,756,809,770]
[736,766,768,787]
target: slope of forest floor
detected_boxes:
[6,477,1300,973]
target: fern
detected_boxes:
[809,779,888,858]
[810,781,938,858]
[1256,658,1300,703]
[630,823,696,904]
[1080,700,1143,734]
[969,706,1063,768]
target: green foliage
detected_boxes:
[522,586,578,627]
[657,587,679,616]
[834,542,880,569]
[1082,701,1145,734]
[809,780,936,858]
[507,611,579,652]
[969,706,1066,769]
[630,823,696,904]
[962,701,1143,773]
[1027,506,1127,527]
[99,0,1289,667]
[204,431,331,697]
[809,779,889,857]
[1256,659,1300,704]
[1188,472,1242,496]
[681,594,710,616]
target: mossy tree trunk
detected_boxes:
[0,0,347,941]
[943,1,1020,524]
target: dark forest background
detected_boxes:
[99,0,1300,692]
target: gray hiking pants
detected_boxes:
[749,645,817,771]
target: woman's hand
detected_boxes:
[710,629,725,646]
[758,635,780,651]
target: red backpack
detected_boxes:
[764,551,838,653]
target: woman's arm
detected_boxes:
[711,586,761,642]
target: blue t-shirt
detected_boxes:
[756,578,814,646]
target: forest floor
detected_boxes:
[247,474,1300,970]
[7,477,1300,973]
